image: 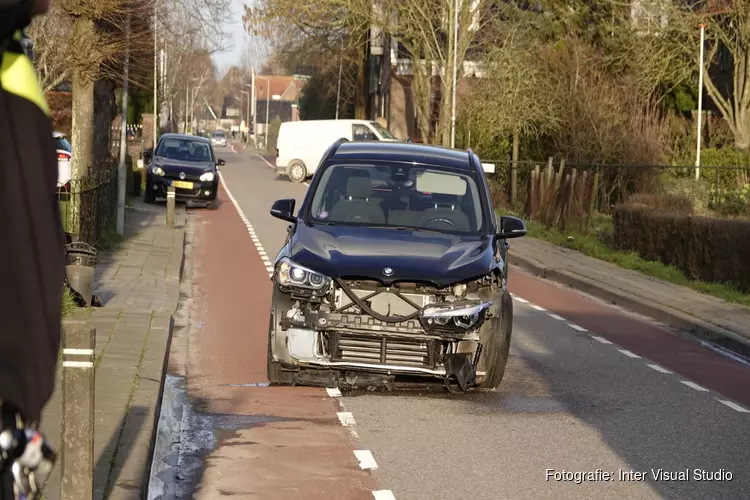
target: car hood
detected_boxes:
[287,224,496,288]
[154,158,214,174]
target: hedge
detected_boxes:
[613,204,750,292]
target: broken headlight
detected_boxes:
[420,301,492,332]
[276,257,330,291]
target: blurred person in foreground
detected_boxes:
[0,0,64,498]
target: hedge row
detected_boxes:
[613,204,750,292]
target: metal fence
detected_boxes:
[482,158,750,215]
[57,162,119,245]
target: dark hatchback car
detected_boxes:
[144,133,225,208]
[267,140,527,392]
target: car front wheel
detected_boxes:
[287,161,306,183]
[475,289,513,389]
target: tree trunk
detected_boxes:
[71,71,94,179]
[355,42,367,119]
[734,109,750,151]
[93,79,117,166]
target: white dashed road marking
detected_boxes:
[681,381,709,392]
[567,323,587,332]
[326,387,343,397]
[617,349,641,359]
[648,364,672,374]
[530,304,546,312]
[354,450,379,470]
[717,399,750,413]
[337,412,356,426]
[218,173,273,279]
[590,335,612,344]
[547,313,566,321]
[373,491,397,500]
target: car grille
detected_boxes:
[331,332,433,367]
[164,171,202,181]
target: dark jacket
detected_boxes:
[0,1,65,424]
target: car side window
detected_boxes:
[352,124,377,141]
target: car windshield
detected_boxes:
[369,122,395,140]
[155,138,213,162]
[309,163,484,233]
[212,131,225,137]
[55,136,72,152]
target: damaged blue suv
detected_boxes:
[267,139,527,392]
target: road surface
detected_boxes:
[153,144,750,500]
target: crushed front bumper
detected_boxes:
[272,299,491,390]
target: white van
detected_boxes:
[275,119,397,183]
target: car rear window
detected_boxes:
[212,131,225,137]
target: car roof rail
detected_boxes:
[322,137,350,163]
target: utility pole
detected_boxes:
[152,0,158,148]
[450,0,459,149]
[336,37,343,119]
[251,68,257,147]
[695,23,706,180]
[185,83,190,133]
[117,11,130,236]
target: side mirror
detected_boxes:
[143,149,153,163]
[270,198,296,223]
[497,215,527,239]
[217,158,226,166]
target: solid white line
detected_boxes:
[326,387,342,397]
[354,450,378,470]
[590,335,612,344]
[62,348,94,355]
[717,399,750,413]
[547,313,566,321]
[512,296,529,304]
[568,323,587,332]
[372,491,397,500]
[337,412,356,426]
[647,364,672,374]
[255,152,275,169]
[681,380,709,392]
[62,361,94,368]
[530,304,546,312]
[618,349,641,359]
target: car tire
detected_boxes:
[144,187,155,203]
[287,161,307,183]
[207,198,218,210]
[476,289,513,389]
[267,286,296,385]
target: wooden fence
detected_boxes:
[523,159,600,232]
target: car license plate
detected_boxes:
[172,180,193,189]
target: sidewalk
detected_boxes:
[508,237,750,351]
[41,199,186,500]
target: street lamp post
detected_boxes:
[695,23,706,180]
[450,0,459,149]
[257,75,270,149]
[117,11,131,236]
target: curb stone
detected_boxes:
[508,252,750,358]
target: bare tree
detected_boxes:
[26,2,73,92]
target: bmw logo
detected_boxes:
[383,267,394,277]
[179,172,186,180]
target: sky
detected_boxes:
[210,0,253,77]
